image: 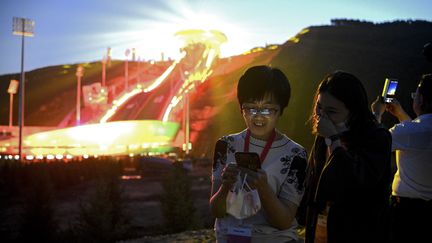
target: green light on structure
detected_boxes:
[19,120,180,156]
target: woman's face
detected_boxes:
[242,93,280,140]
[315,92,350,125]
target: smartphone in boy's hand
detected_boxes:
[235,152,261,171]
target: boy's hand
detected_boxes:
[241,168,268,192]
[221,163,238,189]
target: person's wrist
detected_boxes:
[372,111,381,116]
[320,129,338,138]
[256,182,272,200]
[373,111,382,123]
[330,139,342,151]
[221,182,233,192]
[325,133,341,146]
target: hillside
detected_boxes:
[0,61,170,126]
[1,20,431,156]
[191,20,432,156]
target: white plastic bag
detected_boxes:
[226,174,261,219]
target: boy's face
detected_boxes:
[241,93,281,140]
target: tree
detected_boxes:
[18,169,58,242]
[73,174,132,242]
[160,163,201,233]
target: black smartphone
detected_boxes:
[235,152,261,171]
[381,78,398,103]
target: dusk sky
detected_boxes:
[0,0,431,75]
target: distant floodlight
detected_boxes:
[76,65,84,125]
[124,49,130,91]
[8,80,19,127]
[13,17,34,37]
[13,17,34,162]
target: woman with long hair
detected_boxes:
[302,71,392,243]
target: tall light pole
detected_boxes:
[107,47,112,67]
[132,48,136,61]
[13,17,34,161]
[102,56,107,87]
[7,80,19,127]
[76,65,84,125]
[124,49,130,92]
[137,56,141,84]
[183,92,190,155]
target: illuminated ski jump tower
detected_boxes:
[162,29,227,154]
[162,29,227,122]
[3,30,227,157]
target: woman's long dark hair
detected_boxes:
[303,71,377,225]
[311,71,376,133]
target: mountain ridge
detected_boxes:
[1,20,431,155]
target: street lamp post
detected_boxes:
[183,92,190,155]
[12,17,34,161]
[137,56,141,84]
[9,93,13,127]
[7,80,19,127]
[124,49,130,91]
[102,56,107,87]
[107,47,112,67]
[76,65,84,125]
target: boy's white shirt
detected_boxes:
[212,129,307,241]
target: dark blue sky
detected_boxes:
[1,0,431,75]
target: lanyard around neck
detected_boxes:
[244,129,277,163]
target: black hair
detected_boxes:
[418,73,432,113]
[237,65,291,115]
[312,71,376,131]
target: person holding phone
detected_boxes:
[302,71,392,243]
[371,74,432,242]
[210,65,307,243]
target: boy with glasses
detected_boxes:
[210,65,307,242]
[372,74,432,242]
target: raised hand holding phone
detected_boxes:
[385,99,412,122]
[382,78,398,103]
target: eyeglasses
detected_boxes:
[411,92,417,99]
[242,106,279,117]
